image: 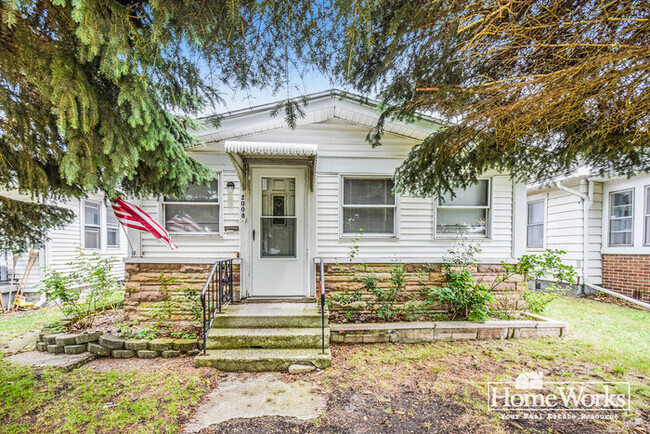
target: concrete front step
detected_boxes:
[212,302,327,329]
[206,327,330,350]
[195,348,332,371]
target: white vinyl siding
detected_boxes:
[436,180,490,238]
[341,177,396,236]
[608,189,634,246]
[526,200,545,249]
[83,201,101,250]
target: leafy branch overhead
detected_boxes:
[334,0,650,196]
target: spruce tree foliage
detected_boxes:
[0,0,329,247]
[333,0,650,197]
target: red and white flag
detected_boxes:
[111,197,178,250]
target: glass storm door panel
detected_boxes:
[251,167,307,297]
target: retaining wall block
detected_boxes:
[75,332,102,344]
[389,328,435,343]
[124,339,149,351]
[148,338,174,351]
[161,350,180,358]
[64,344,88,355]
[88,343,111,356]
[99,334,125,350]
[111,349,136,358]
[43,335,60,345]
[36,342,47,352]
[136,350,158,359]
[47,344,65,354]
[172,339,197,352]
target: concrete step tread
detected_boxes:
[195,348,332,371]
[221,302,323,317]
[208,327,328,337]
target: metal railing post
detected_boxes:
[320,259,325,354]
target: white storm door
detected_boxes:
[250,167,307,297]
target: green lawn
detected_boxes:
[0,306,64,346]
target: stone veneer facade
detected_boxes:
[316,262,527,322]
[602,254,650,303]
[124,262,241,322]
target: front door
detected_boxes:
[250,167,307,297]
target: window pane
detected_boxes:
[165,204,219,233]
[106,206,118,227]
[344,179,395,205]
[610,218,632,232]
[165,180,219,202]
[84,203,100,226]
[261,178,295,217]
[527,201,544,225]
[611,232,631,246]
[646,216,650,245]
[84,227,100,249]
[437,208,487,235]
[611,204,633,218]
[107,228,119,247]
[646,187,650,214]
[439,180,488,206]
[343,207,395,234]
[612,191,632,206]
[261,217,296,257]
[527,224,544,248]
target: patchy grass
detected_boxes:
[0,358,215,433]
[0,306,63,346]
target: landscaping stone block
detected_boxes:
[75,332,102,344]
[161,350,180,358]
[124,339,149,351]
[111,349,136,358]
[36,342,47,352]
[172,339,197,352]
[55,334,79,346]
[187,349,200,357]
[88,343,111,356]
[64,344,87,355]
[477,328,508,339]
[47,344,64,354]
[99,334,124,350]
[330,332,344,343]
[136,350,158,359]
[288,363,316,374]
[389,328,434,343]
[148,338,174,351]
[39,328,53,341]
[43,335,60,345]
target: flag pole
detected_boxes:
[119,223,136,257]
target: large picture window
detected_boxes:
[526,200,545,248]
[645,186,650,246]
[342,178,396,235]
[163,179,220,234]
[609,189,633,246]
[436,180,490,237]
[83,201,101,249]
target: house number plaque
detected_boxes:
[240,194,246,219]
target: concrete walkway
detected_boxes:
[182,373,326,433]
[5,351,95,371]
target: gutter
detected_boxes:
[555,180,594,284]
[584,283,650,310]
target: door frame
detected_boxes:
[247,165,310,298]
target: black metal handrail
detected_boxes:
[319,259,326,354]
[201,258,235,355]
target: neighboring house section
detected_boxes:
[0,192,129,306]
[124,90,529,319]
[526,172,650,303]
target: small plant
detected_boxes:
[143,274,202,323]
[366,265,405,321]
[428,267,495,322]
[39,251,122,329]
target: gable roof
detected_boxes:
[192,89,444,145]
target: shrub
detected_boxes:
[39,251,122,328]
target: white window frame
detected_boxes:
[434,178,492,239]
[105,205,120,249]
[83,200,101,250]
[161,175,222,236]
[339,175,399,238]
[526,199,546,249]
[608,188,634,247]
[644,185,650,246]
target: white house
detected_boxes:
[1,191,128,307]
[123,89,529,311]
[526,171,650,303]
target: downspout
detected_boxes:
[554,180,593,286]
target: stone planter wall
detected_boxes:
[330,314,566,344]
[124,262,241,322]
[317,262,527,322]
[35,329,199,359]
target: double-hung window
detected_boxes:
[645,186,650,246]
[436,179,490,237]
[106,206,120,248]
[342,178,396,236]
[83,201,101,249]
[609,189,634,246]
[526,200,545,248]
[163,179,220,234]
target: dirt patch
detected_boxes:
[85,354,212,377]
[586,293,648,311]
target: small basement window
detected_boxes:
[83,201,101,249]
[163,179,220,234]
[436,180,490,237]
[609,189,633,246]
[342,178,396,236]
[526,200,545,248]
